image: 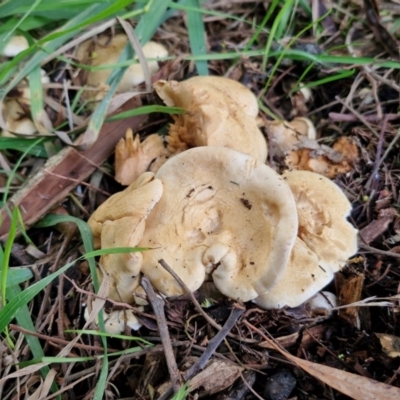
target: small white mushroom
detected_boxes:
[2,35,29,57]
[306,291,337,317]
[1,69,51,138]
[153,77,268,163]
[85,309,142,334]
[255,170,358,309]
[1,99,37,137]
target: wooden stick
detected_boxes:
[141,276,182,393]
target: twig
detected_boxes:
[184,307,244,380]
[158,259,223,330]
[329,113,400,122]
[158,259,258,344]
[158,306,244,400]
[335,96,380,138]
[141,276,182,393]
[358,242,400,259]
[365,115,389,190]
[239,371,265,400]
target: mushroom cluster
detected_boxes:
[114,75,267,185]
[88,76,358,314]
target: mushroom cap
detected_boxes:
[283,170,358,267]
[254,170,358,309]
[253,238,334,308]
[1,99,37,137]
[76,34,168,98]
[2,35,29,57]
[184,76,259,118]
[138,146,298,302]
[153,78,267,163]
[88,172,163,303]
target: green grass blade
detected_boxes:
[3,0,42,40]
[2,206,19,309]
[28,63,48,135]
[67,329,152,344]
[171,384,189,400]
[0,1,128,90]
[262,0,294,71]
[2,138,44,204]
[0,138,49,156]
[245,0,280,50]
[185,0,208,76]
[0,268,33,287]
[7,285,60,398]
[292,69,356,92]
[0,258,74,333]
[106,105,185,122]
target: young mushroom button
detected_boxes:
[138,146,298,302]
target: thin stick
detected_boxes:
[158,306,244,400]
[158,259,258,344]
[184,307,244,380]
[141,276,182,393]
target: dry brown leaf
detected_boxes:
[285,136,358,178]
[258,332,400,400]
[188,359,243,395]
[27,369,57,400]
[375,333,400,357]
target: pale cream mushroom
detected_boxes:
[114,129,167,185]
[1,69,51,137]
[1,99,37,137]
[2,35,29,57]
[76,34,168,101]
[138,146,298,302]
[306,291,337,317]
[153,77,267,163]
[84,308,142,334]
[88,172,163,303]
[185,75,260,118]
[103,309,142,334]
[254,170,358,309]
